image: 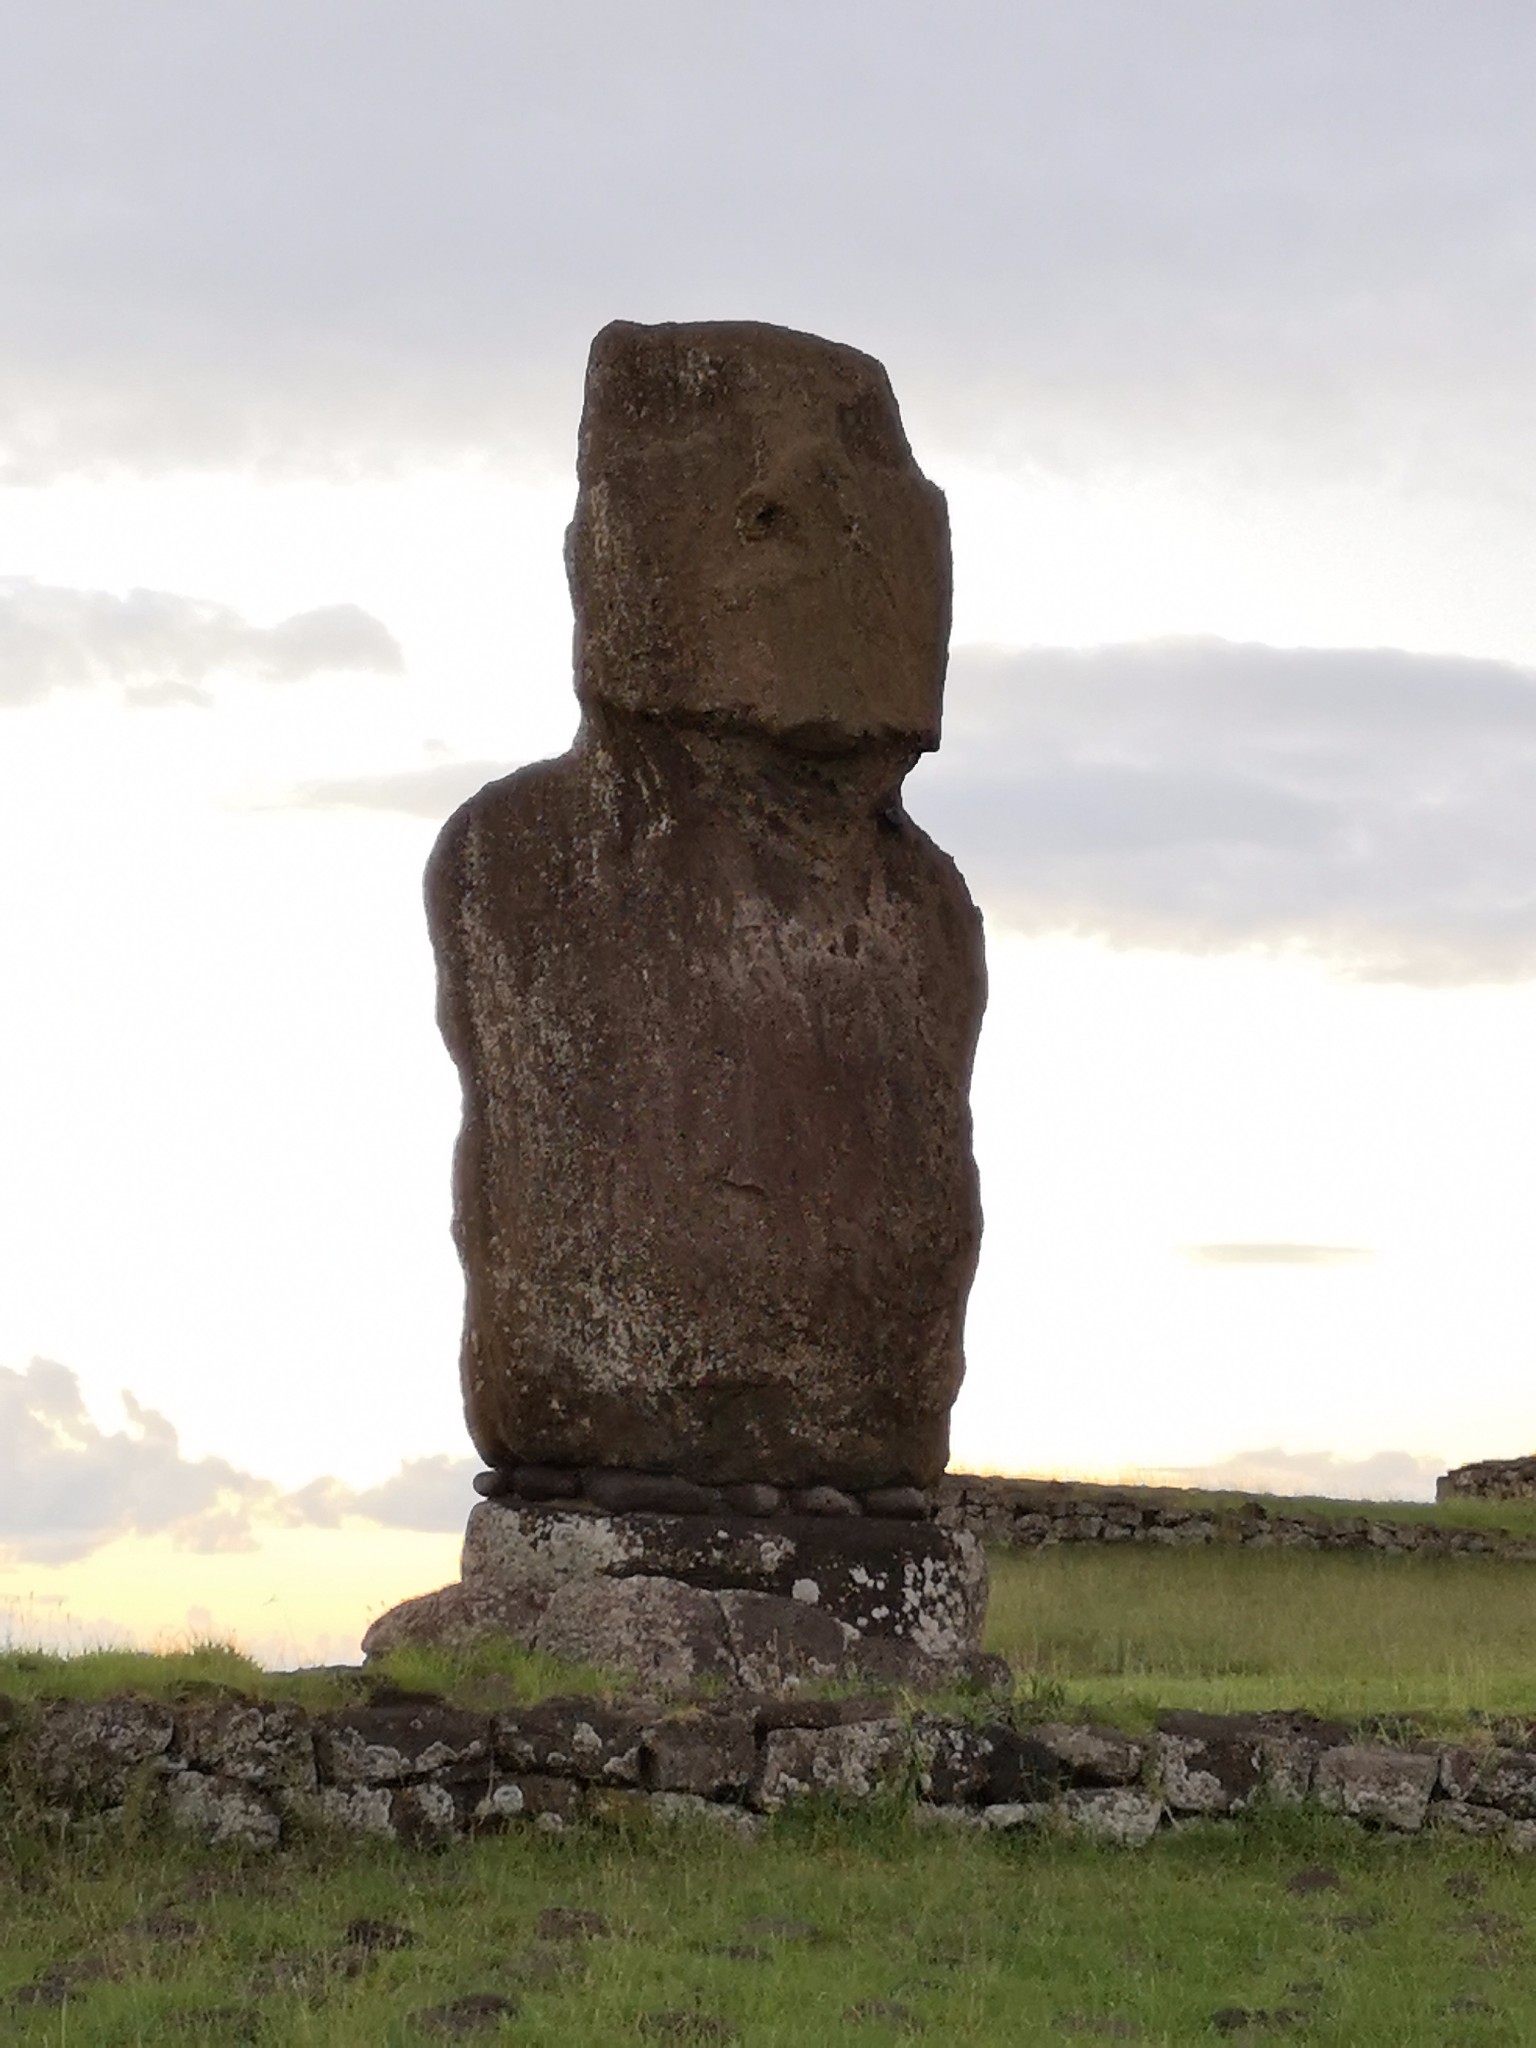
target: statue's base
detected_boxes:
[362,1499,992,1694]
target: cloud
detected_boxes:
[908,638,1536,983]
[287,760,514,817]
[0,1359,477,1564]
[1158,1445,1445,1504]
[0,579,402,708]
[1184,1244,1372,1267]
[0,5,1532,485]
[277,1457,478,1534]
[0,1359,276,1563]
[351,1456,481,1530]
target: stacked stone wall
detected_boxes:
[7,1688,1536,1852]
[1437,1457,1536,1504]
[938,1477,1536,1561]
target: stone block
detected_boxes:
[1057,1788,1163,1845]
[20,1698,175,1808]
[976,1728,1072,1805]
[177,1701,316,1794]
[504,1774,585,1822]
[458,1500,987,1670]
[361,1582,492,1659]
[585,1471,724,1515]
[910,1716,998,1804]
[166,1771,281,1851]
[722,1485,782,1517]
[391,1780,461,1847]
[1312,1745,1439,1831]
[861,1487,928,1520]
[716,1588,859,1691]
[318,1700,488,1787]
[1031,1722,1146,1788]
[532,1575,734,1693]
[1472,1747,1536,1819]
[979,1801,1052,1831]
[649,1791,764,1838]
[644,1711,758,1798]
[491,1700,647,1784]
[1433,1746,1482,1802]
[1434,1800,1509,1838]
[300,1784,397,1837]
[1156,1729,1264,1816]
[754,1721,910,1809]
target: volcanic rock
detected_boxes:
[426,318,984,1491]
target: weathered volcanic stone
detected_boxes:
[459,1500,987,1661]
[426,318,984,1491]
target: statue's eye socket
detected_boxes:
[737,497,792,542]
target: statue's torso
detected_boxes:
[427,721,984,1489]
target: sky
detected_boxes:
[5,0,1536,1661]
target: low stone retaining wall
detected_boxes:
[6,1687,1536,1853]
[1438,1457,1536,1504]
[938,1476,1536,1561]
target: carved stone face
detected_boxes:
[567,320,951,751]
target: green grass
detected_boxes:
[9,1539,1536,2038]
[0,1639,621,1713]
[985,1545,1536,1724]
[4,1804,1536,2043]
[10,1538,1536,1731]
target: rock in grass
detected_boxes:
[637,2015,740,2042]
[1284,1866,1342,1895]
[412,1991,521,2035]
[10,1957,119,2009]
[344,1917,417,1952]
[121,1911,202,1945]
[503,1943,588,1988]
[535,1906,610,1941]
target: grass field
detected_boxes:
[983,1545,1536,1724]
[4,1803,1536,2043]
[6,1537,1536,1728]
[7,1531,1536,2040]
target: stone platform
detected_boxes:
[363,1498,990,1694]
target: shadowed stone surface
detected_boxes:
[363,1500,987,1687]
[426,318,984,1491]
[461,1500,986,1656]
[25,1691,1536,1852]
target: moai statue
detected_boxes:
[367,322,991,1689]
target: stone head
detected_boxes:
[567,319,951,752]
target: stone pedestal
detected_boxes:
[363,1499,989,1696]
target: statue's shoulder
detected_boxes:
[440,748,582,840]
[428,750,586,881]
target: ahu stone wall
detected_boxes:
[937,1476,1536,1561]
[7,1688,1536,1853]
[1437,1458,1536,1504]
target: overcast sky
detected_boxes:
[5,1,1536,1656]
